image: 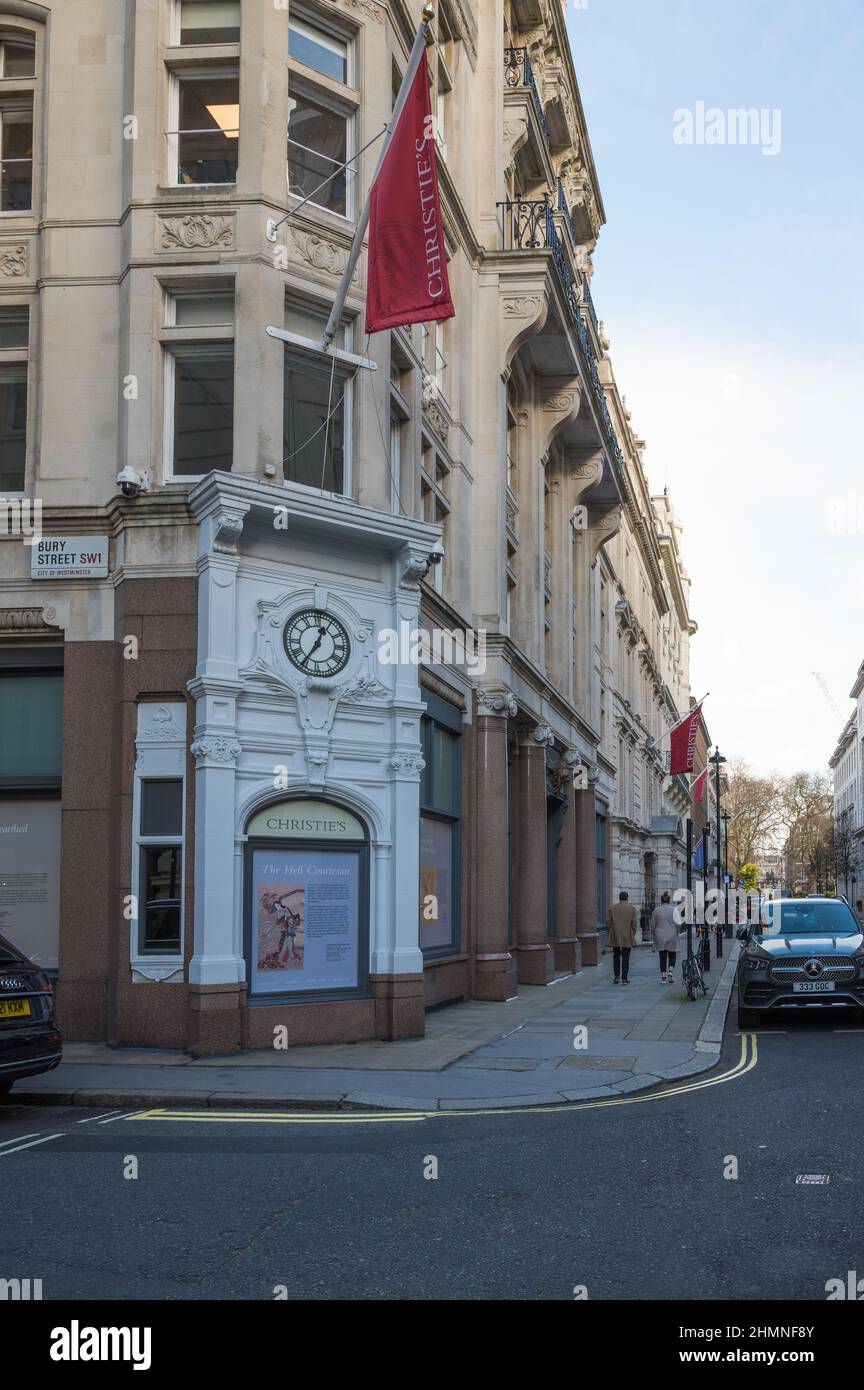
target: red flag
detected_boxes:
[692,767,708,804]
[365,51,455,334]
[669,707,700,776]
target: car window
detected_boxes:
[755,901,860,937]
[0,934,23,963]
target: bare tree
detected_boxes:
[780,771,834,893]
[725,761,781,875]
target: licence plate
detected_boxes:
[0,998,31,1018]
[793,981,835,994]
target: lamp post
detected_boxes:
[710,747,727,950]
[722,808,731,928]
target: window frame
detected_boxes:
[282,298,354,496]
[136,782,184,957]
[287,75,356,221]
[172,0,242,48]
[161,286,235,481]
[131,703,187,971]
[0,300,29,494]
[419,692,462,958]
[0,648,63,799]
[167,63,240,188]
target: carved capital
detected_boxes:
[190,736,242,766]
[477,689,518,719]
[0,606,60,633]
[387,752,426,779]
[212,509,246,554]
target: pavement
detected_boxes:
[14,935,740,1112]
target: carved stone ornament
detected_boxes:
[533,722,555,747]
[387,753,426,778]
[502,294,542,319]
[0,243,27,276]
[400,550,432,589]
[543,394,575,412]
[477,689,518,719]
[422,395,450,444]
[286,227,356,280]
[131,964,184,983]
[0,606,60,633]
[336,0,385,23]
[503,117,529,170]
[139,704,186,743]
[213,510,245,554]
[160,215,234,251]
[190,736,242,765]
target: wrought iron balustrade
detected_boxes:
[496,193,626,476]
[503,47,550,146]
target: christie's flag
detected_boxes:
[669,705,702,776]
[365,51,455,334]
[692,767,708,805]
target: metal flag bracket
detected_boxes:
[264,325,378,372]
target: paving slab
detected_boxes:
[11,941,740,1112]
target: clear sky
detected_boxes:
[566,0,864,777]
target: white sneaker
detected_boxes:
[667,972,674,984]
[660,972,667,983]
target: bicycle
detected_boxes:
[681,930,709,1001]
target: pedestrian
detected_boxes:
[606,891,638,984]
[650,891,680,984]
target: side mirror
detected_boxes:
[736,926,751,943]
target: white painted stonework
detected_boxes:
[186,473,442,992]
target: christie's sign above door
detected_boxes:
[31,535,109,581]
[247,800,364,841]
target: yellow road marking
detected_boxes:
[125,1034,757,1126]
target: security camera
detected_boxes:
[427,539,445,566]
[116,465,148,498]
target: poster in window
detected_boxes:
[0,801,61,970]
[419,816,452,949]
[251,848,360,995]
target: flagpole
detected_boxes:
[321,4,435,352]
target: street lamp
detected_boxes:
[710,747,727,948]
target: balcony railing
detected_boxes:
[504,47,550,146]
[496,196,625,473]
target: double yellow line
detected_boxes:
[124,1034,757,1127]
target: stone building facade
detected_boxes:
[0,0,697,1052]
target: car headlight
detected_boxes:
[743,956,770,971]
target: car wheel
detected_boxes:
[737,1006,761,1029]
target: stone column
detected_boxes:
[573,786,600,966]
[472,691,518,1000]
[512,726,554,985]
[554,755,581,973]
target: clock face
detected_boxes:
[283,609,351,678]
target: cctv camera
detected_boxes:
[427,539,445,566]
[116,465,148,499]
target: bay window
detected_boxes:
[283,301,351,494]
[288,13,355,218]
[170,70,239,185]
[162,290,235,478]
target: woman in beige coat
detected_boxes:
[650,892,680,984]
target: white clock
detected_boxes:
[283,609,351,678]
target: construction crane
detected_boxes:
[812,671,845,723]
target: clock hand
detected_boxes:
[300,627,328,665]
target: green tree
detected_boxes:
[738,863,760,891]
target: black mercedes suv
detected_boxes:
[737,896,864,1028]
[0,933,62,1098]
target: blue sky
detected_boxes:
[567,0,864,775]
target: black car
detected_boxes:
[737,897,864,1028]
[0,933,62,1098]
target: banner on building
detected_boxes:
[669,705,702,776]
[365,50,455,334]
[692,767,708,804]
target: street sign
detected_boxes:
[31,535,109,580]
